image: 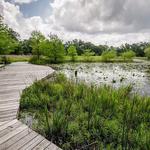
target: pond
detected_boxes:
[54,62,150,96]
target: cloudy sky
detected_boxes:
[1,0,150,46]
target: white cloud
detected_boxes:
[0,0,52,39]
[1,0,150,46]
[12,0,38,4]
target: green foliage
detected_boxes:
[121,50,136,60]
[82,49,95,62]
[118,43,148,57]
[17,40,32,55]
[67,45,77,61]
[144,47,150,60]
[65,39,108,55]
[29,31,45,59]
[0,16,19,55]
[101,50,117,62]
[40,36,65,63]
[29,56,48,65]
[20,74,150,150]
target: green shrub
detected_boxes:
[101,50,117,62]
[67,45,77,62]
[82,49,95,62]
[144,47,150,60]
[121,50,136,60]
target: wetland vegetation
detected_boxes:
[19,73,150,150]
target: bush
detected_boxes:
[121,50,135,60]
[82,49,95,62]
[67,45,77,62]
[101,50,117,62]
[144,47,150,60]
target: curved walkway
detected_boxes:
[0,62,60,150]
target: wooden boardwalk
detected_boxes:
[0,62,61,150]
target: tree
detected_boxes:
[117,42,148,57]
[101,50,117,62]
[121,50,135,60]
[41,36,65,63]
[82,49,95,61]
[29,31,45,59]
[0,16,18,55]
[67,45,77,61]
[65,39,108,56]
[14,40,32,55]
[144,47,150,60]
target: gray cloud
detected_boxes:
[51,0,150,34]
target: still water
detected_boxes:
[55,62,150,96]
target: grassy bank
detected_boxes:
[7,55,31,62]
[0,55,146,65]
[19,74,150,150]
[30,55,134,65]
[0,55,31,64]
[64,56,127,62]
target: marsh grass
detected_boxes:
[19,73,150,150]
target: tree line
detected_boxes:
[1,16,150,63]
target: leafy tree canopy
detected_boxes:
[40,35,65,63]
[29,31,46,59]
[0,16,19,54]
[67,45,77,61]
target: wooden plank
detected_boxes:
[0,88,24,94]
[0,119,18,132]
[0,92,20,100]
[0,112,17,119]
[0,109,18,115]
[45,143,60,150]
[32,139,51,150]
[0,128,30,150]
[0,99,18,104]
[0,121,8,126]
[7,130,38,150]
[0,82,29,88]
[0,89,20,94]
[0,102,19,107]
[0,85,26,91]
[0,124,27,144]
[0,121,22,137]
[0,116,17,122]
[0,105,19,111]
[19,135,44,150]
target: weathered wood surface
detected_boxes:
[0,62,61,150]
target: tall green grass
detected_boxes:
[19,74,150,150]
